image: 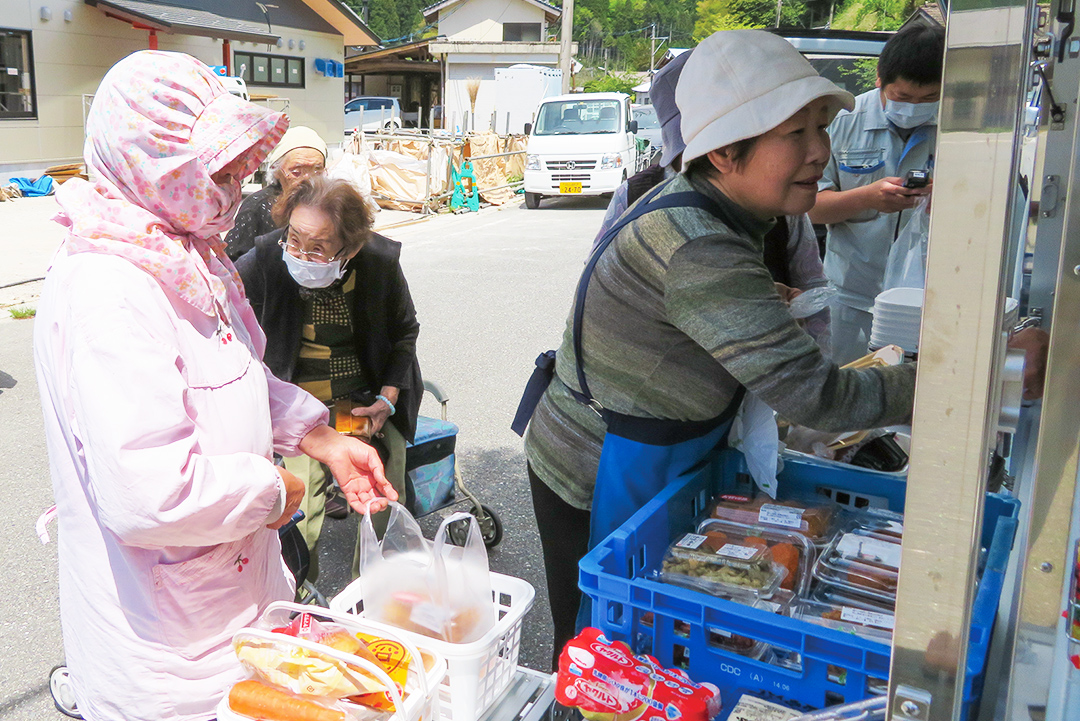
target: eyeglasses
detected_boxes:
[279,232,346,264]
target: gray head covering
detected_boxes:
[652,51,692,168]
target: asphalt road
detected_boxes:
[0,193,608,719]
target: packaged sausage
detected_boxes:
[795,599,894,643]
[707,493,838,546]
[555,628,722,721]
[812,531,901,604]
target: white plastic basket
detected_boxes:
[219,601,447,721]
[330,572,535,721]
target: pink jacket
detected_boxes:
[34,247,328,720]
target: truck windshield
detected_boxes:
[534,99,622,135]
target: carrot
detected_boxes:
[228,680,345,721]
[770,543,801,590]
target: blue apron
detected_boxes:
[566,185,747,551]
[570,185,747,628]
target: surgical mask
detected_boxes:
[883,97,939,129]
[281,247,346,288]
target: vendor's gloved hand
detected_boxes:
[298,425,396,514]
[862,176,932,214]
[267,467,305,530]
[1008,326,1050,400]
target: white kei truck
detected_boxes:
[522,93,642,209]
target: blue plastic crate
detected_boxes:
[579,450,1020,719]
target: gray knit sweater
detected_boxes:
[523,169,916,510]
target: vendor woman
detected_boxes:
[522,30,918,664]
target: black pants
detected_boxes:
[528,463,591,671]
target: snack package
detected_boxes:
[236,615,392,700]
[555,628,722,721]
[695,518,815,594]
[659,528,787,600]
[707,493,838,546]
[262,613,419,713]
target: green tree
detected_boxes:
[694,0,808,40]
[583,72,639,93]
[831,0,923,31]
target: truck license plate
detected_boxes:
[559,182,582,194]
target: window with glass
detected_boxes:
[503,23,541,42]
[533,99,623,135]
[0,28,35,120]
[234,51,304,88]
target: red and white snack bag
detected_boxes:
[555,628,722,721]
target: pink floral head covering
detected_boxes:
[54,50,288,318]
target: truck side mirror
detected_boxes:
[628,120,639,134]
[524,122,532,135]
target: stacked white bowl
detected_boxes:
[870,287,924,355]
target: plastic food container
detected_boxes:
[707,493,839,546]
[795,599,895,643]
[695,518,816,595]
[849,507,904,543]
[812,531,901,604]
[659,529,787,600]
[708,591,795,660]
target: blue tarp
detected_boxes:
[8,176,54,197]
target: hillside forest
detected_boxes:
[344,0,931,74]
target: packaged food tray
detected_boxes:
[578,449,1019,720]
[330,572,534,721]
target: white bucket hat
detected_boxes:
[266,125,327,167]
[677,30,855,165]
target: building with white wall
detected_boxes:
[0,0,377,177]
[423,0,569,133]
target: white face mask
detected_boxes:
[281,247,347,288]
[882,97,939,129]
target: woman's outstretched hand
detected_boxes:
[298,424,397,514]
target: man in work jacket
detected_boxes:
[810,24,944,363]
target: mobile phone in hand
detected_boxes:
[903,169,930,189]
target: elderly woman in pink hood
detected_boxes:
[33,51,396,721]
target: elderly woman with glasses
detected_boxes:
[237,175,422,582]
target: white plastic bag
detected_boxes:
[358,503,496,644]
[883,198,930,290]
[727,393,783,498]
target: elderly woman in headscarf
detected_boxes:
[225,125,327,260]
[33,51,394,721]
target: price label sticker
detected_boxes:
[837,533,902,569]
[410,602,452,634]
[758,504,805,529]
[840,606,895,630]
[717,543,759,560]
[676,533,708,550]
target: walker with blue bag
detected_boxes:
[406,380,502,548]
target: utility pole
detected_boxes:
[650,24,656,75]
[559,0,574,94]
